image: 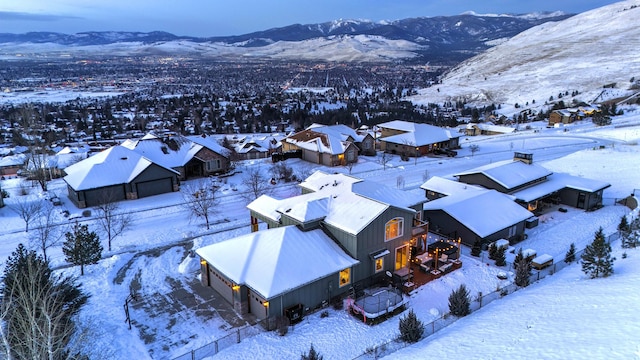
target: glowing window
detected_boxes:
[385,217,404,241]
[339,268,351,287]
[375,258,384,273]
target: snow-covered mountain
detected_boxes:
[409,0,640,108]
[0,13,571,63]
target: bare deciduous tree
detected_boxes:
[181,180,220,230]
[29,201,65,262]
[241,166,273,203]
[9,196,43,232]
[469,144,480,157]
[378,151,391,170]
[94,190,134,252]
[0,244,89,360]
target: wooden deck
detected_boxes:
[403,259,463,293]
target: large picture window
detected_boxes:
[385,217,404,241]
[339,268,351,287]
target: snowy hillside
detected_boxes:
[409,0,640,109]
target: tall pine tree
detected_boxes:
[581,227,615,278]
[63,222,103,275]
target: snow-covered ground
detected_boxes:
[0,110,639,359]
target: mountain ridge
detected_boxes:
[0,12,573,63]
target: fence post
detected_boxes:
[237,329,240,343]
[215,340,218,354]
[191,349,195,360]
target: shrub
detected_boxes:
[82,209,92,217]
[320,310,329,318]
[301,344,323,360]
[564,243,576,263]
[448,284,471,317]
[399,309,424,343]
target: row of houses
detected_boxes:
[195,152,610,322]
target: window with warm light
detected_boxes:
[339,268,351,287]
[385,217,404,241]
[375,258,384,273]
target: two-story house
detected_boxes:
[196,171,428,321]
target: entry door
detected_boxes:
[577,193,586,208]
[395,245,408,270]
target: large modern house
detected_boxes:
[196,171,429,321]
[281,128,360,166]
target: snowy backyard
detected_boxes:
[1,108,640,359]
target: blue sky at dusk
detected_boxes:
[0,0,622,36]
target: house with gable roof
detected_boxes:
[422,187,534,247]
[455,152,610,212]
[196,171,429,321]
[377,120,460,157]
[307,123,376,156]
[121,132,230,180]
[63,145,180,208]
[281,128,359,166]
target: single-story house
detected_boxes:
[376,120,460,157]
[464,123,516,136]
[121,133,230,180]
[455,152,610,212]
[63,145,180,208]
[307,124,376,156]
[423,189,534,247]
[281,129,359,166]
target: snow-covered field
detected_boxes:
[0,110,639,359]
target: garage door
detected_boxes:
[248,289,268,320]
[208,267,233,304]
[136,178,173,198]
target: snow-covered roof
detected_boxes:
[0,154,26,167]
[63,145,178,191]
[250,171,408,234]
[196,226,359,299]
[377,120,459,146]
[187,134,230,158]
[121,133,229,170]
[466,123,516,134]
[455,160,552,190]
[284,129,352,155]
[423,189,534,238]
[420,176,484,196]
[307,123,365,142]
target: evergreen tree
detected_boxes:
[494,246,506,266]
[618,215,630,234]
[470,239,482,257]
[1,243,89,359]
[515,256,532,287]
[301,344,323,360]
[564,242,576,263]
[487,242,498,260]
[63,222,103,275]
[581,227,615,278]
[513,248,523,269]
[399,309,425,343]
[621,230,639,249]
[448,284,471,317]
